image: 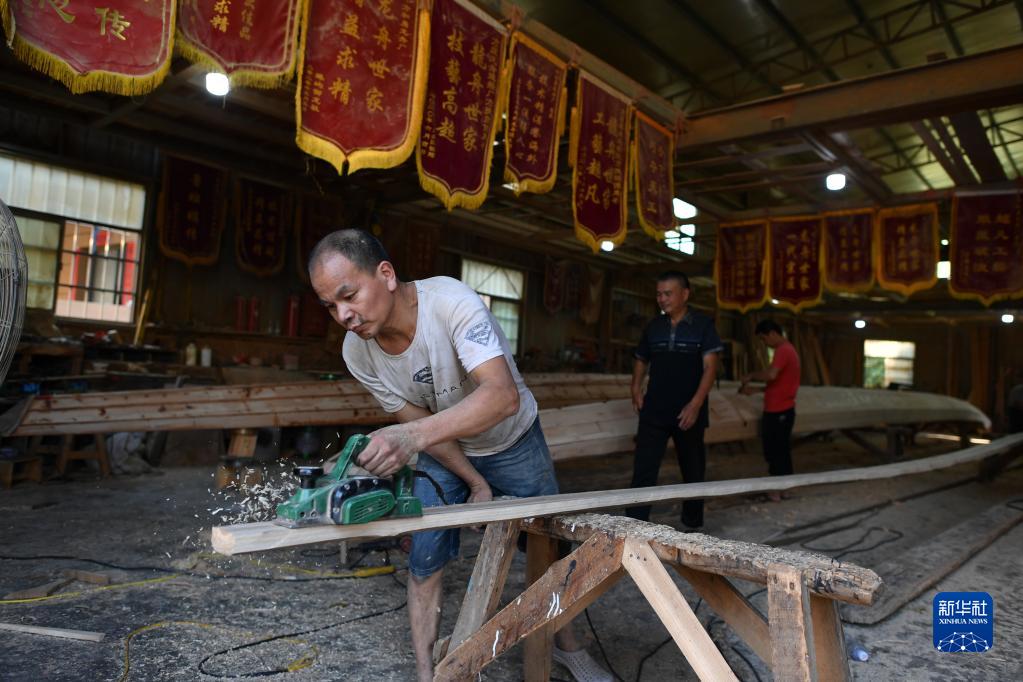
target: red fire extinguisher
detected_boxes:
[235,295,247,332]
[248,296,261,333]
[285,294,300,337]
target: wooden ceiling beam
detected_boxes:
[681,44,1023,149]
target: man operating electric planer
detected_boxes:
[307,229,613,682]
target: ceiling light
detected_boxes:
[600,240,614,252]
[205,72,230,96]
[672,198,697,220]
[771,298,779,305]
[854,319,867,329]
[1002,313,1014,324]
[937,260,950,279]
[941,238,949,246]
[825,173,846,191]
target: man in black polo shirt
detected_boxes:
[626,271,722,529]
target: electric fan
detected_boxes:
[0,198,27,385]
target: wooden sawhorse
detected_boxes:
[434,513,882,681]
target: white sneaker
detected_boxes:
[552,645,613,682]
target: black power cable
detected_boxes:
[0,554,391,583]
[197,598,408,678]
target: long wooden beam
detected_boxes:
[211,433,1023,562]
[680,44,1023,149]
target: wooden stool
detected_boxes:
[0,456,43,488]
[55,434,111,478]
[215,429,261,490]
[214,458,263,490]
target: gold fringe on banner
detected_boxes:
[501,31,568,196]
[947,193,1023,306]
[875,203,939,297]
[570,73,631,254]
[175,36,296,90]
[295,5,431,175]
[416,73,507,210]
[766,215,825,313]
[415,1,508,211]
[714,219,768,313]
[633,110,675,241]
[822,207,876,294]
[1,0,175,96]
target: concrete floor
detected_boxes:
[0,432,1020,681]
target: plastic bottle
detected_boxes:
[184,342,198,366]
[849,645,869,662]
[200,345,213,367]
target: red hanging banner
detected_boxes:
[571,73,631,252]
[823,209,875,293]
[176,0,303,88]
[296,0,430,175]
[502,31,567,196]
[235,179,291,276]
[949,192,1023,306]
[768,216,823,312]
[296,194,345,283]
[875,204,939,296]
[158,157,228,266]
[715,220,767,312]
[633,111,675,240]
[1,0,175,95]
[416,0,507,210]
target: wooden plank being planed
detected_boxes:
[212,433,1023,596]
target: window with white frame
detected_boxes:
[863,340,915,389]
[0,154,146,323]
[460,258,524,354]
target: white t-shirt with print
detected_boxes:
[341,276,537,456]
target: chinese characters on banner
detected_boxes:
[176,0,303,88]
[876,204,939,296]
[158,157,227,265]
[295,194,344,283]
[1,0,174,94]
[502,32,567,196]
[417,0,507,210]
[950,192,1023,305]
[571,73,631,252]
[823,209,874,293]
[633,111,675,239]
[768,216,823,312]
[297,0,429,174]
[235,179,291,276]
[716,221,767,312]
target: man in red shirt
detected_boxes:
[740,320,800,500]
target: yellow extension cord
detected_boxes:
[3,556,394,679]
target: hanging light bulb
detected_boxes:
[205,72,230,96]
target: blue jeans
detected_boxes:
[409,418,559,578]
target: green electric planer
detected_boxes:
[274,434,423,528]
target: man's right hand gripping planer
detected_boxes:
[274,435,422,528]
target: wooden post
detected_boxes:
[435,532,624,681]
[622,538,738,681]
[675,565,771,665]
[524,532,559,682]
[809,596,851,682]
[434,520,521,663]
[768,564,817,681]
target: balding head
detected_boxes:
[308,229,391,279]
